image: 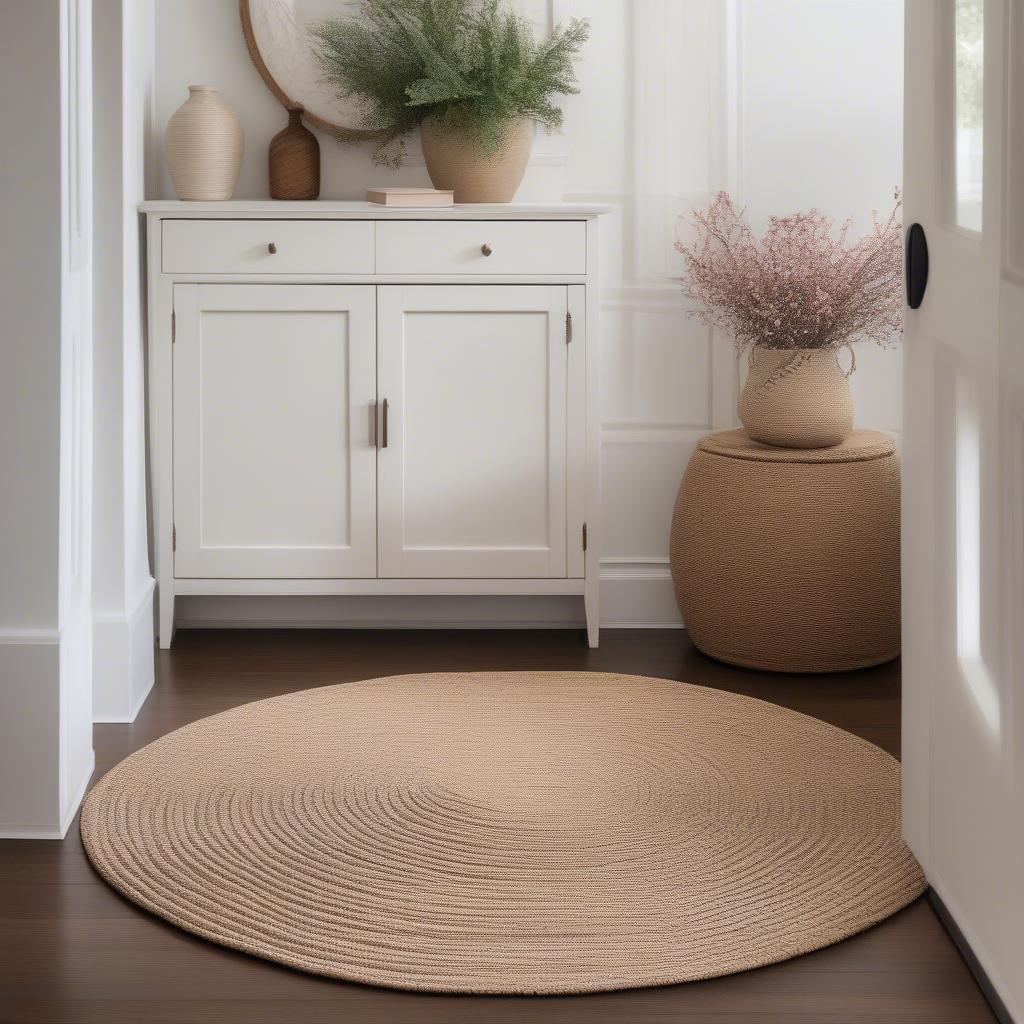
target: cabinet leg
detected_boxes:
[584,585,600,648]
[157,585,176,650]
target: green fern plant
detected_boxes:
[309,0,590,167]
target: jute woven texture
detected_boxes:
[420,117,534,202]
[671,429,901,673]
[80,671,924,994]
[738,348,854,449]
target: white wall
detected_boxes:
[92,0,157,722]
[1,4,63,630]
[151,0,903,629]
[739,0,903,434]
[1,0,95,838]
[0,0,65,834]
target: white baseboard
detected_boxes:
[0,627,60,644]
[0,605,95,839]
[0,752,95,840]
[60,749,95,838]
[600,560,683,628]
[172,562,683,631]
[93,577,155,722]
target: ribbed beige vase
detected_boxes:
[738,347,853,448]
[165,86,243,201]
[420,117,534,203]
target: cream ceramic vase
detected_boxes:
[420,117,534,203]
[165,86,243,201]
[738,348,853,448]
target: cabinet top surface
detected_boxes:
[141,200,609,219]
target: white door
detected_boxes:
[173,284,377,578]
[903,0,1024,1016]
[377,285,574,578]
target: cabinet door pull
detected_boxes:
[369,401,378,447]
[381,398,389,449]
[480,243,492,256]
[268,242,277,254]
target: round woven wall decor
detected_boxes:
[80,672,925,995]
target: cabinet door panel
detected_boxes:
[378,286,568,578]
[173,284,376,578]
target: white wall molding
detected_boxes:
[601,559,681,628]
[0,0,96,840]
[601,283,685,311]
[93,576,155,722]
[0,750,95,841]
[0,628,62,645]
[562,190,626,203]
[602,426,707,443]
[59,749,95,839]
[92,576,155,626]
[721,0,745,199]
[0,597,95,839]
[92,0,156,723]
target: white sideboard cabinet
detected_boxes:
[143,202,606,648]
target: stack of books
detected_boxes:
[366,187,455,207]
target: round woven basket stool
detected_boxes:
[670,428,900,673]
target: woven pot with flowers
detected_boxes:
[676,192,903,448]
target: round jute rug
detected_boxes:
[80,672,925,995]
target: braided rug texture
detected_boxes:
[80,672,924,995]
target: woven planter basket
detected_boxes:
[670,429,900,673]
[420,117,534,203]
[739,348,854,448]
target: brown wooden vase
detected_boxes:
[269,105,320,200]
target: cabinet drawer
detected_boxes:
[162,220,375,274]
[375,221,586,275]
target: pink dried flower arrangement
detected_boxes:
[676,191,903,356]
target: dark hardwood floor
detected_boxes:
[0,629,997,1024]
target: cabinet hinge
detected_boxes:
[171,309,176,343]
[565,310,573,344]
[172,524,176,552]
[582,522,587,551]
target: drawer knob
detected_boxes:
[268,242,277,254]
[480,243,492,257]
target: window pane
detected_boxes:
[955,0,984,231]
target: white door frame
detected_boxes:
[902,1,1024,1018]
